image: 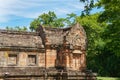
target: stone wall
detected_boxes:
[46,49,57,68]
[0,67,97,80]
[0,51,45,67]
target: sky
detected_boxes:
[0,0,101,29]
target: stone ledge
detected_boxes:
[0,67,97,80]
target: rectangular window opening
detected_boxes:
[28,55,37,66]
[8,54,17,66]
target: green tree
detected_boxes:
[30,11,66,31]
[76,13,107,76]
[30,18,40,31]
[97,0,120,76]
[65,13,77,26]
[97,0,120,56]
[38,11,57,27]
[80,0,94,15]
[80,0,120,77]
[29,11,77,31]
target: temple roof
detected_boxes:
[0,23,87,51]
[0,30,44,50]
[44,27,69,45]
[37,23,87,50]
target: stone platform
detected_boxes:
[0,67,97,80]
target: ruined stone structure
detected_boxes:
[0,23,96,80]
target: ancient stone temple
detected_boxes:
[0,23,96,80]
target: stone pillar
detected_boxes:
[62,53,66,67]
[69,53,73,68]
[38,53,45,67]
[66,53,69,68]
[0,52,8,66]
[18,52,27,66]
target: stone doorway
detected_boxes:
[72,54,81,70]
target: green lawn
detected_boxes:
[97,77,120,80]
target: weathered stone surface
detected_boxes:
[0,67,97,80]
[0,51,45,67]
[0,23,97,80]
[46,49,57,68]
[0,30,44,50]
[40,23,87,51]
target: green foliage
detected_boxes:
[97,0,120,76]
[29,11,77,31]
[80,0,120,77]
[6,26,27,31]
[38,11,57,27]
[97,0,120,56]
[76,13,108,76]
[65,13,77,26]
[80,0,94,15]
[30,11,65,31]
[77,13,106,54]
[30,18,40,31]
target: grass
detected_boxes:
[97,77,120,80]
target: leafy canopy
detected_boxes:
[30,11,77,31]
